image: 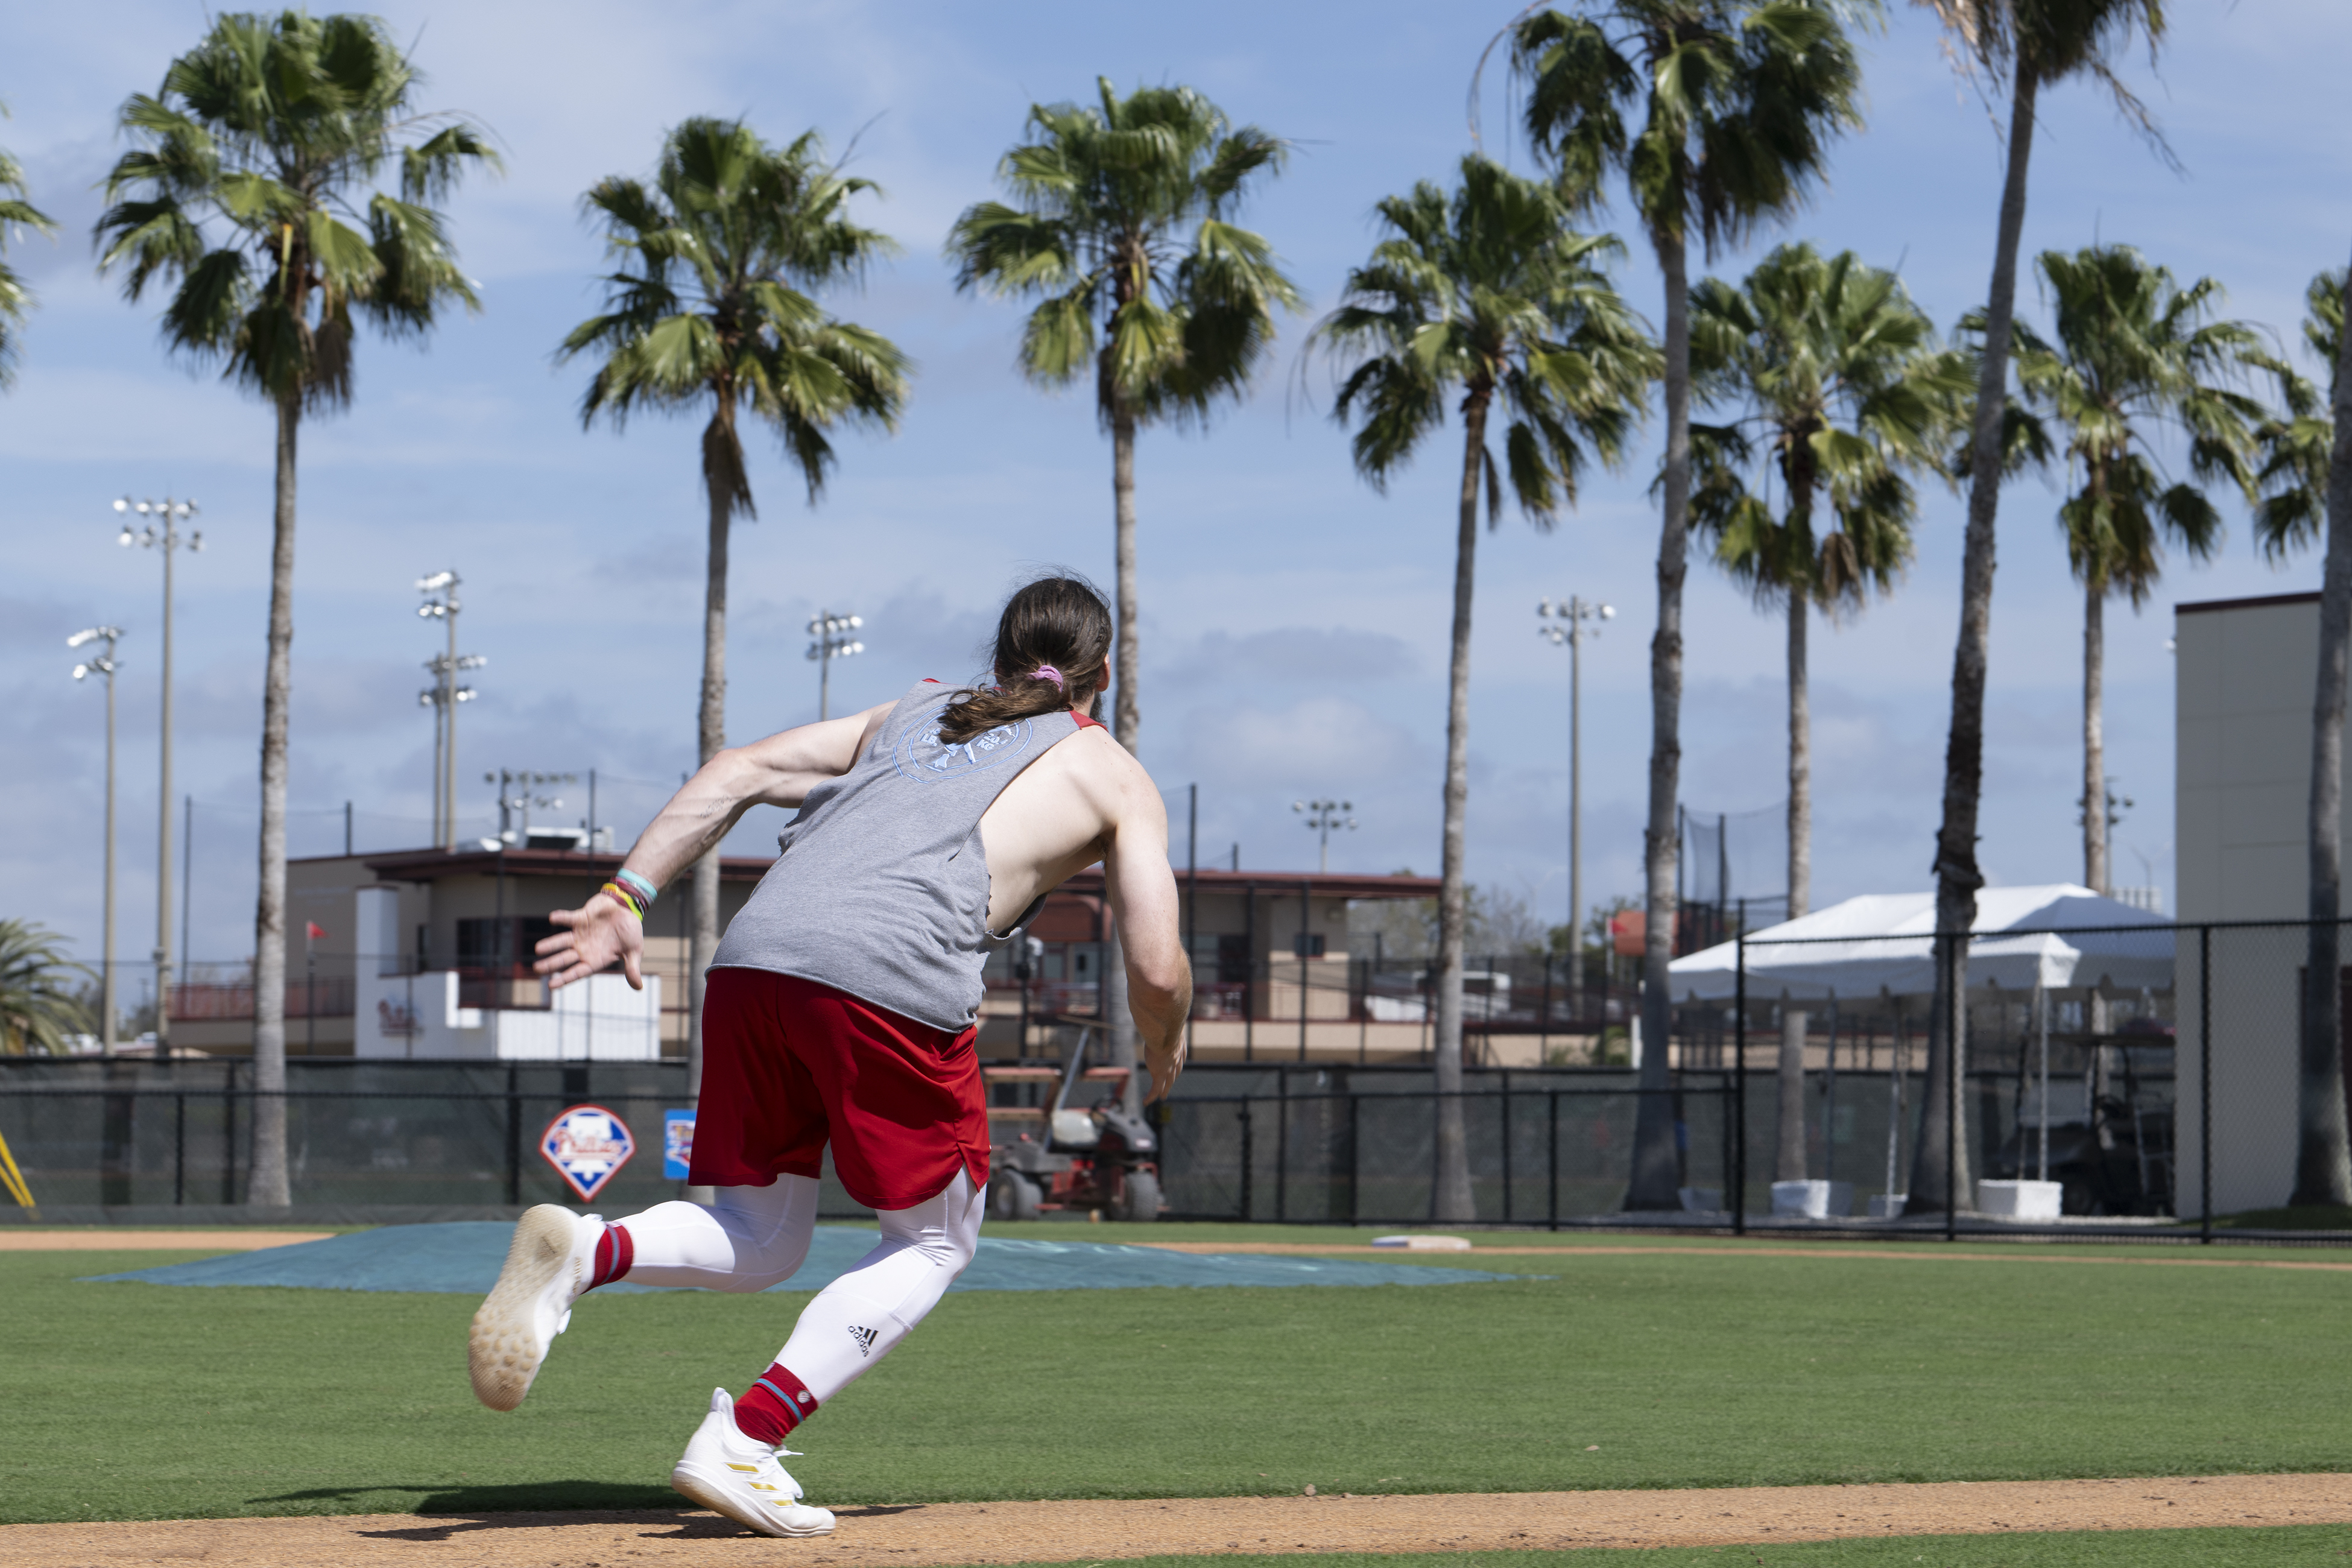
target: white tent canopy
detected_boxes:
[1667,885,2173,1002]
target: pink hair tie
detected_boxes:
[1031,665,1065,688]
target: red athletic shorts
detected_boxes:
[689,967,990,1212]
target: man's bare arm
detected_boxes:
[1099,763,1191,1101]
[533,701,894,990]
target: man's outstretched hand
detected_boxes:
[535,896,645,991]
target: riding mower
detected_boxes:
[984,1023,1163,1222]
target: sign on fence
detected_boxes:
[662,1109,695,1181]
[540,1104,635,1201]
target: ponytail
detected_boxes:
[935,573,1113,744]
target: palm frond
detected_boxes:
[2023,243,2266,592]
[1316,151,1653,526]
[1687,239,1944,616]
[94,11,492,405]
[0,918,94,1055]
[566,118,908,506]
[949,77,1298,429]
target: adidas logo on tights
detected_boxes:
[847,1324,879,1358]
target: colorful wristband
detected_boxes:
[598,882,646,921]
[614,867,659,907]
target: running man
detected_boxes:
[465,575,1189,1537]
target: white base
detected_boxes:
[1868,1193,1908,1218]
[1677,1186,1722,1214]
[1977,1178,2064,1219]
[1371,1234,1473,1251]
[1770,1179,1856,1218]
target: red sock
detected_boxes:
[588,1222,634,1289]
[733,1364,818,1446]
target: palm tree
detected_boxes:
[2250,271,2344,562]
[2251,265,2352,1206]
[1687,241,1966,1183]
[562,119,909,1102]
[0,104,57,386]
[1906,0,2170,1216]
[2012,245,2263,899]
[0,920,93,1055]
[949,80,1298,751]
[1315,155,1656,1218]
[1508,0,1871,1209]
[947,79,1298,1092]
[96,13,495,1206]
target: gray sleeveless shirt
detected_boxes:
[709,678,1093,1032]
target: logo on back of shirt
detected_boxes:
[894,714,1035,783]
[847,1324,879,1358]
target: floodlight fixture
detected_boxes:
[1294,797,1357,873]
[805,607,868,720]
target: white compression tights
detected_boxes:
[612,1170,982,1405]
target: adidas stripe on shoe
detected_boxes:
[671,1387,836,1538]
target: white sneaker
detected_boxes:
[468,1204,601,1411]
[670,1388,836,1538]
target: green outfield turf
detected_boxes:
[3,1228,2347,1525]
[986,1535,2352,1567]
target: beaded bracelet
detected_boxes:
[598,881,646,921]
[614,867,659,907]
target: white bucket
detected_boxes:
[1770,1179,1855,1218]
[1976,1178,2063,1219]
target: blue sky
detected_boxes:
[4,1,2347,981]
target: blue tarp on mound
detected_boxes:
[84,1223,1518,1294]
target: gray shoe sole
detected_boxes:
[467,1204,578,1411]
[671,1462,838,1537]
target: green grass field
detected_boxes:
[991,1537,2352,1568]
[4,1225,2348,1547]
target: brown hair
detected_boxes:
[935,573,1112,744]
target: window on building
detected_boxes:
[457,916,557,970]
[1291,933,1327,958]
[1216,933,1253,983]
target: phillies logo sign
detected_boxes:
[540,1104,635,1201]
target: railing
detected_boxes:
[454,966,552,1013]
[169,976,355,1021]
[986,953,1646,1052]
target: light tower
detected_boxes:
[806,610,865,721]
[1292,798,1356,874]
[416,571,484,849]
[114,496,200,1052]
[1538,594,1613,1003]
[70,627,125,1056]
[485,770,578,843]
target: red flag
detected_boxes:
[305,921,328,941]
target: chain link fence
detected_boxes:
[6,919,2351,1239]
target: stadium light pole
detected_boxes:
[485,770,578,843]
[1292,798,1356,874]
[1538,595,1613,1003]
[115,496,200,1051]
[806,610,865,721]
[417,571,483,849]
[70,627,125,1057]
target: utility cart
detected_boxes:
[984,1026,1162,1222]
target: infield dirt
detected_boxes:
[2,1474,2346,1566]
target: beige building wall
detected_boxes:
[2175,593,2330,922]
[2174,591,2333,1214]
